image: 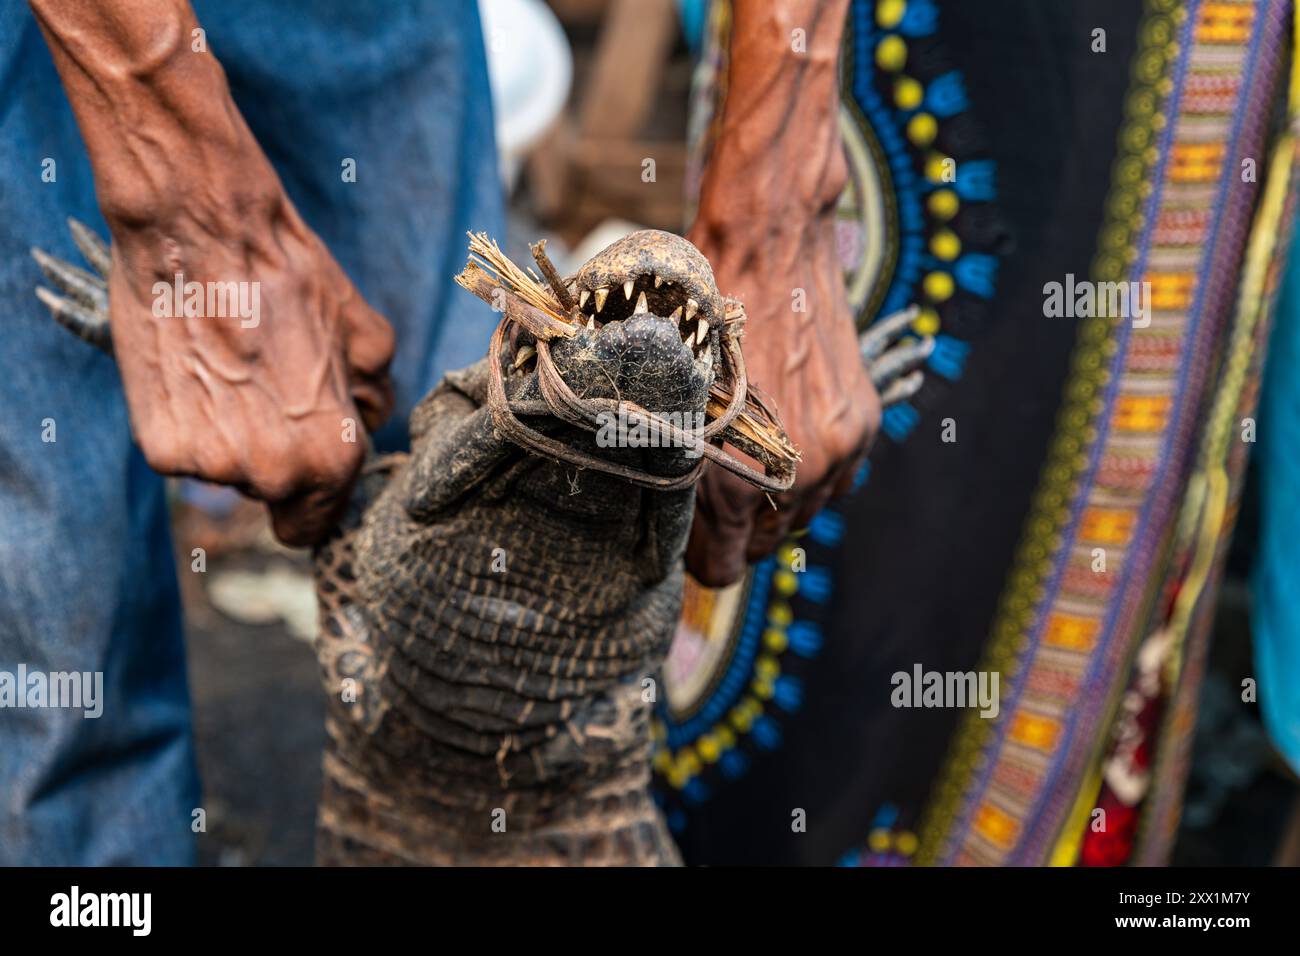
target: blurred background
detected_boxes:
[173,0,1300,866]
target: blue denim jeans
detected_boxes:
[0,0,504,864]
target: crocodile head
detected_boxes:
[401,230,733,583]
[498,229,726,496]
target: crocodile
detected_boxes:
[32,222,931,865]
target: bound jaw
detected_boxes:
[550,315,712,460]
[501,230,727,486]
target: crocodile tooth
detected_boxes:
[634,291,649,315]
[685,298,699,321]
[586,316,597,331]
[594,287,609,312]
[693,319,709,347]
[669,305,683,323]
[694,347,714,376]
[579,289,590,310]
[654,275,663,288]
[513,344,536,369]
[623,279,636,300]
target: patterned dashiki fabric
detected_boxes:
[652,0,1300,866]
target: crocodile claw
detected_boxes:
[31,220,112,353]
[879,369,925,407]
[68,216,111,277]
[860,305,933,408]
[859,304,919,361]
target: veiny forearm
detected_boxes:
[29,0,277,225]
[696,0,849,227]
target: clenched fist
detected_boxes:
[106,190,394,545]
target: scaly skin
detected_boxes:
[313,352,700,866]
[309,231,719,863]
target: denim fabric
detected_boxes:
[0,0,503,863]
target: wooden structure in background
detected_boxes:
[529,0,690,244]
